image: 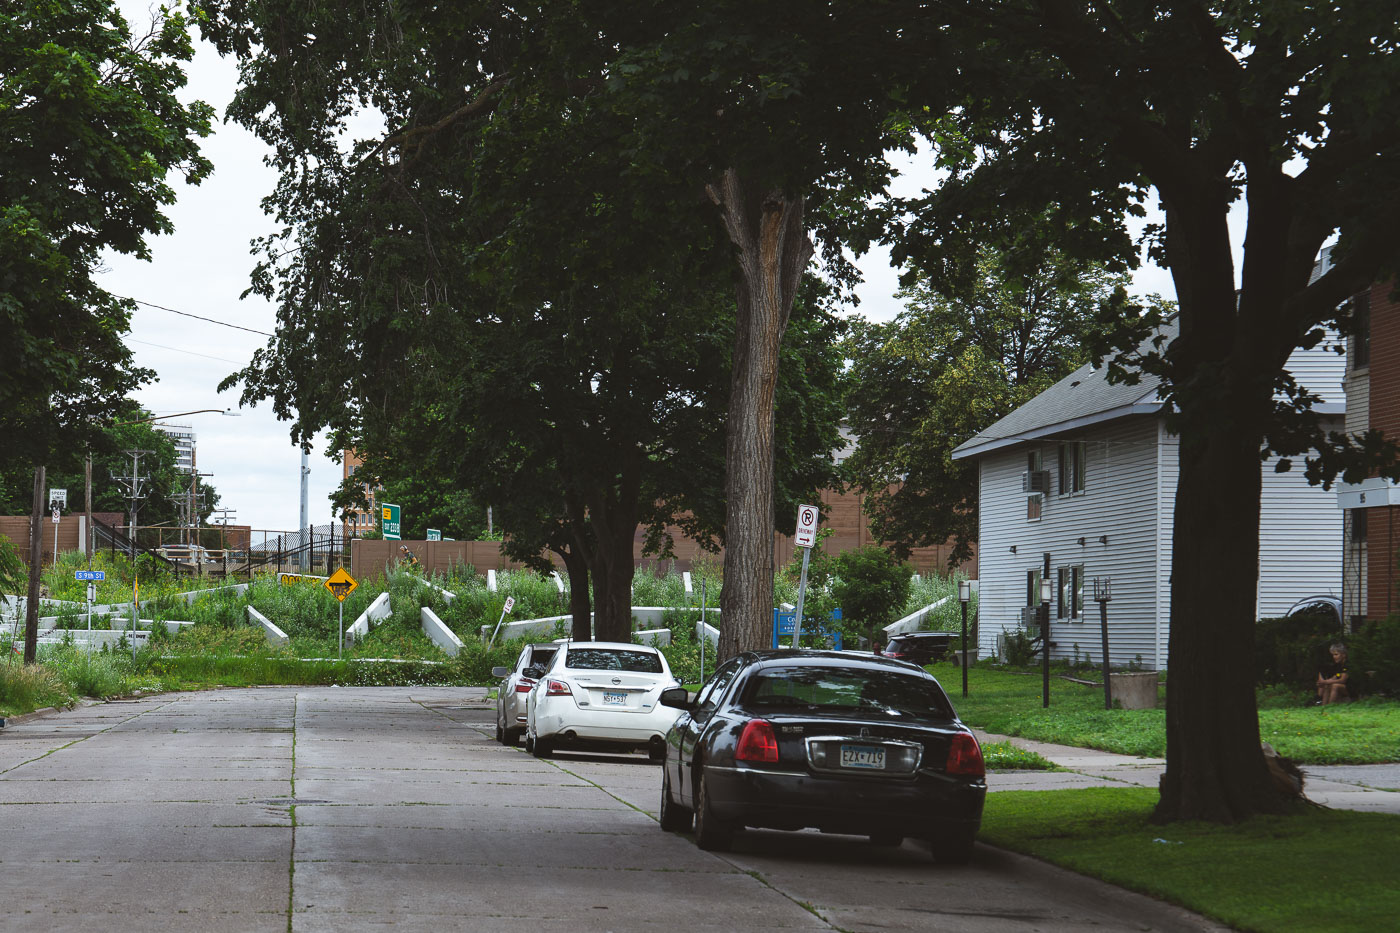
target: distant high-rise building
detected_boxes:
[158,424,196,473]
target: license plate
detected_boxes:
[840,744,886,770]
[602,691,627,706]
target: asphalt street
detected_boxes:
[0,687,1232,932]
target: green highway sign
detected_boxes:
[426,528,442,541]
[381,503,402,540]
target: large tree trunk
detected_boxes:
[707,168,814,660]
[1152,197,1297,822]
[560,546,592,641]
[584,451,642,643]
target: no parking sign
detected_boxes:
[794,504,819,549]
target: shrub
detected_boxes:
[0,659,69,714]
[1255,612,1340,687]
[830,546,913,646]
[1348,617,1400,696]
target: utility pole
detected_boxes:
[84,455,93,562]
[299,446,310,572]
[114,448,153,549]
[24,466,44,664]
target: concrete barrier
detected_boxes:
[480,614,573,642]
[633,628,671,647]
[246,606,289,646]
[1109,672,1159,710]
[420,607,464,657]
[409,576,458,605]
[696,619,719,648]
[345,591,391,643]
[37,629,149,649]
[884,595,953,638]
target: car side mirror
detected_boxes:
[659,686,693,710]
[491,666,510,678]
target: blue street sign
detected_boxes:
[772,609,842,650]
[74,570,105,581]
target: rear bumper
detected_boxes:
[535,704,679,750]
[702,764,984,836]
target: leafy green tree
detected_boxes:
[830,547,913,649]
[904,1,1400,822]
[845,243,1150,566]
[0,0,212,469]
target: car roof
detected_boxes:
[562,641,661,653]
[739,649,933,677]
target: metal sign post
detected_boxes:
[76,570,103,656]
[488,596,515,647]
[1094,578,1114,710]
[699,578,707,685]
[791,505,819,648]
[324,569,359,661]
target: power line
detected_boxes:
[115,295,274,337]
[128,338,245,365]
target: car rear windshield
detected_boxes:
[564,648,663,673]
[741,666,953,720]
[528,647,557,667]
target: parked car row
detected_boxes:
[493,642,986,864]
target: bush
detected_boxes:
[830,546,912,646]
[1255,612,1341,687]
[0,659,68,714]
[1348,617,1400,696]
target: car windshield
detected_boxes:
[564,648,663,674]
[741,666,953,720]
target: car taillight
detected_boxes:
[735,720,780,763]
[546,679,572,696]
[946,732,984,778]
[515,679,535,694]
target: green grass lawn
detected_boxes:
[939,663,1400,764]
[981,787,1400,933]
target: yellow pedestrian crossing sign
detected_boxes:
[325,568,358,602]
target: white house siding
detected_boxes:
[976,416,1163,669]
[1344,368,1369,436]
[1155,424,1180,670]
[1283,331,1346,406]
[1256,415,1344,617]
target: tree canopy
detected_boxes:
[844,239,1151,566]
[0,0,212,470]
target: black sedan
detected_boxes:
[657,650,986,863]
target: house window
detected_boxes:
[1058,441,1086,495]
[1027,450,1043,521]
[1351,508,1368,543]
[1026,569,1042,608]
[1351,291,1371,369]
[1057,566,1084,619]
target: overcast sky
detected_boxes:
[100,4,1212,533]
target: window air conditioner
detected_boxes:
[1022,470,1051,494]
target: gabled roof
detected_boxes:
[951,322,1173,461]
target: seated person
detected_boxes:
[1315,642,1350,705]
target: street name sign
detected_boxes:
[325,568,358,602]
[74,570,105,581]
[794,504,819,549]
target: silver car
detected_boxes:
[492,643,559,746]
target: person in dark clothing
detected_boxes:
[1316,643,1350,705]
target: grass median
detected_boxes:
[937,663,1400,764]
[980,786,1400,933]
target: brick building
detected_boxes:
[1338,275,1400,623]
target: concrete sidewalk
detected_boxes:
[976,730,1400,812]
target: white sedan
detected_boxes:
[525,641,682,760]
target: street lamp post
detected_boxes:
[1094,578,1114,710]
[958,579,971,697]
[1040,575,1053,709]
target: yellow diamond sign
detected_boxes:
[325,568,358,602]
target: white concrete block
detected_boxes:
[421,606,463,657]
[884,595,952,637]
[346,591,391,643]
[246,606,289,646]
[633,628,671,647]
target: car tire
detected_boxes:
[869,832,903,848]
[495,721,505,744]
[659,767,692,832]
[929,825,977,865]
[648,744,666,762]
[524,733,535,754]
[532,736,554,759]
[693,771,733,851]
[503,727,520,747]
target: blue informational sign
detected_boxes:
[772,609,843,650]
[74,570,105,581]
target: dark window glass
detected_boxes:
[526,647,557,669]
[741,666,954,720]
[564,648,663,673]
[696,658,742,714]
[1351,509,1368,543]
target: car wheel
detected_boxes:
[693,771,733,851]
[495,721,505,744]
[524,732,535,754]
[503,727,521,747]
[648,744,666,763]
[659,766,692,832]
[532,736,553,759]
[929,824,977,865]
[869,832,903,848]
